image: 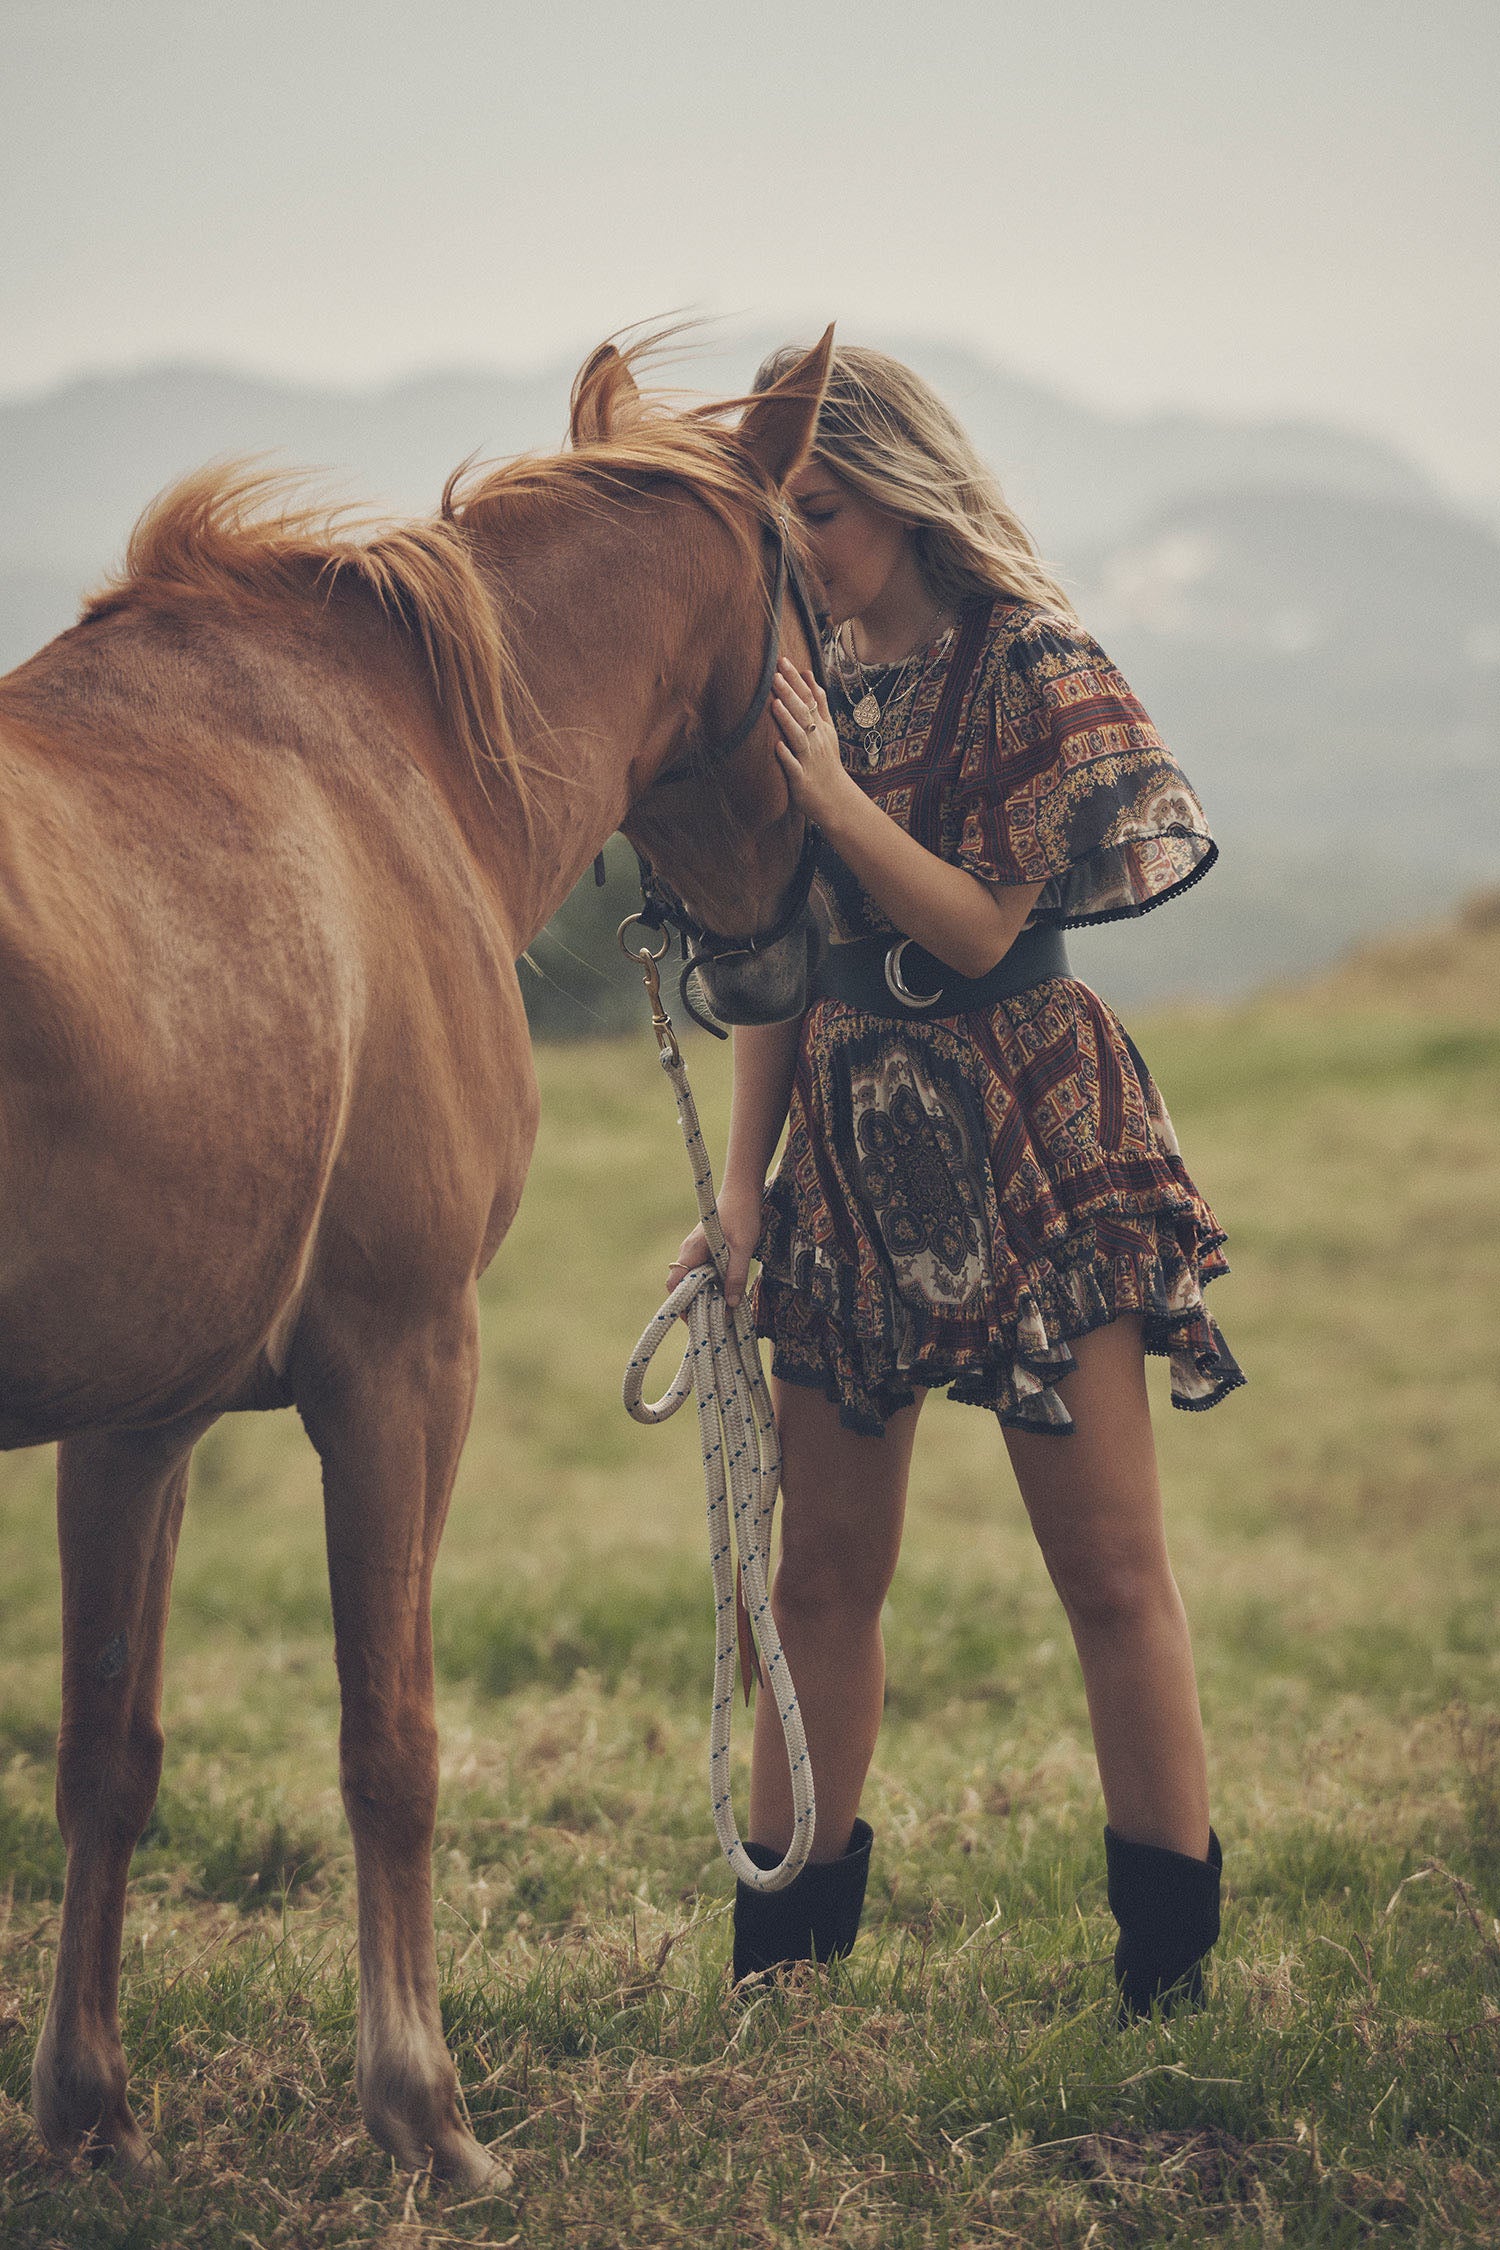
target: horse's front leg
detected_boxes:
[297,1287,505,2191]
[33,1418,207,2171]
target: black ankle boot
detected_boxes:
[732,1819,874,1984]
[1105,1825,1223,2021]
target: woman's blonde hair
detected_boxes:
[753,342,1080,624]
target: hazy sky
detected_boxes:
[4,0,1496,505]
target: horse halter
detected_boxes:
[620,510,829,1037]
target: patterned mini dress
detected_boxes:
[749,592,1246,1438]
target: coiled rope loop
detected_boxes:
[619,925,815,1892]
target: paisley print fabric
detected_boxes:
[850,1043,989,1310]
[749,597,1244,1439]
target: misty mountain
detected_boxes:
[0,363,566,586]
[881,341,1437,558]
[0,336,1441,581]
[0,345,1495,1020]
[1084,486,1500,674]
[1077,486,1500,865]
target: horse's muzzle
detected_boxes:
[692,911,824,1027]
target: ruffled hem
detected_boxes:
[751,1216,1245,1441]
[952,834,1220,934]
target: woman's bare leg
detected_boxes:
[747,1380,922,1861]
[1002,1314,1211,1858]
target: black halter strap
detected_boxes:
[627,512,828,1034]
[646,521,815,791]
[710,533,789,766]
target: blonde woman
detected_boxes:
[669,345,1244,2016]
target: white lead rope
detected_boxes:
[619,933,815,1892]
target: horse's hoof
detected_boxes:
[360,2043,513,2193]
[433,2128,511,2192]
[43,2115,162,2177]
[33,2049,161,2178]
[111,2127,165,2180]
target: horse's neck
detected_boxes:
[460,507,707,952]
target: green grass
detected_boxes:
[1,951,1498,2244]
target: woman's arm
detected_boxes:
[666,1013,801,1309]
[771,659,1044,976]
[817,786,1044,976]
[722,1015,802,1196]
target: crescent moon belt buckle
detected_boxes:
[884,937,944,1010]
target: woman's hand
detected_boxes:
[770,658,854,828]
[667,1174,766,1311]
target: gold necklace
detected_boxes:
[831,618,955,768]
[833,614,953,733]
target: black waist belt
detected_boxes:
[810,923,1072,1018]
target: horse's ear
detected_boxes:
[737,325,835,487]
[570,344,643,445]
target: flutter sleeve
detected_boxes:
[952,606,1217,927]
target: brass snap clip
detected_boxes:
[618,916,681,1065]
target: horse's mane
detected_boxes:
[80,465,522,807]
[446,334,782,564]
[79,333,794,813]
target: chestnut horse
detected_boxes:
[0,330,833,2185]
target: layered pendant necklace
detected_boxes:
[832,615,955,767]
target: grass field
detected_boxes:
[2,906,1498,2247]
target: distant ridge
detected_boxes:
[1,344,1495,1013]
[0,337,1444,584]
[1292,886,1500,1017]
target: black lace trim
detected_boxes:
[1047,836,1220,933]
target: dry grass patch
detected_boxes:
[1,903,1497,2243]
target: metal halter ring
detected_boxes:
[883,937,943,1010]
[617,915,670,964]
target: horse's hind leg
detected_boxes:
[296,1288,502,2191]
[32,1419,204,2171]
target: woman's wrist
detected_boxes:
[718,1163,769,1205]
[814,774,877,859]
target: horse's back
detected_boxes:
[0,602,527,1443]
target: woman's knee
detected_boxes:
[1043,1539,1180,1637]
[771,1534,895,1629]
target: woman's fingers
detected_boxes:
[776,655,820,698]
[667,1215,760,1310]
[770,663,848,826]
[773,664,828,745]
[771,690,809,740]
[668,1225,709,1286]
[772,736,808,808]
[774,657,819,729]
[771,701,818,790]
[723,1234,753,1309]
